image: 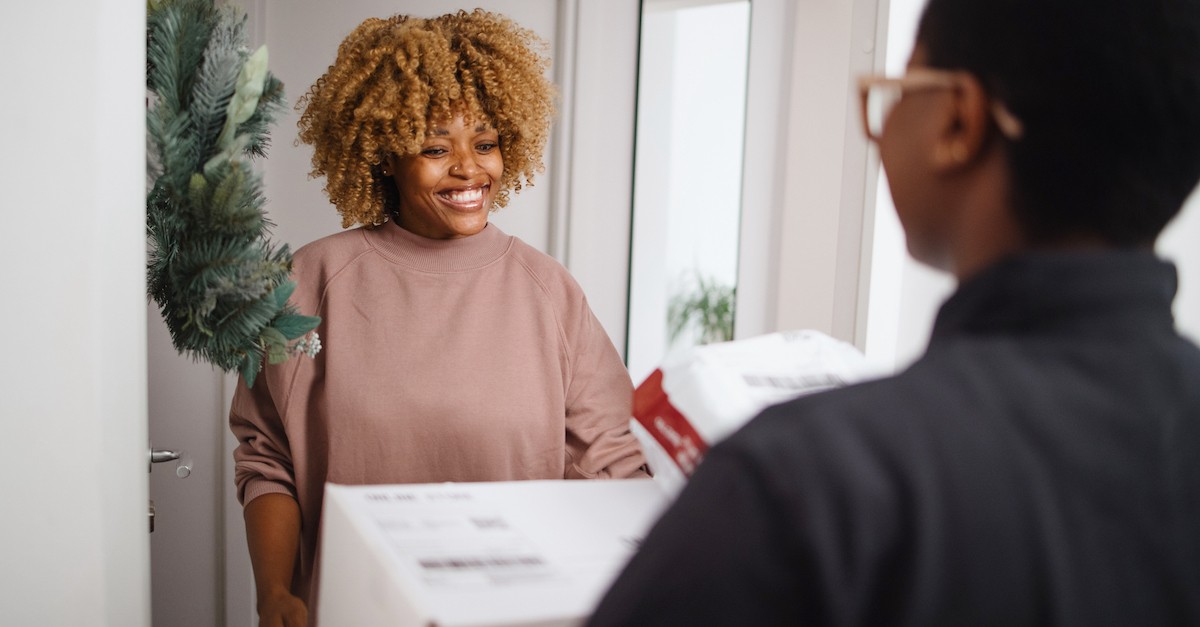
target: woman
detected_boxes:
[230,10,647,626]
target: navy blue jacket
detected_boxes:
[589,250,1200,626]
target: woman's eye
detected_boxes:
[476,142,497,152]
[422,147,447,157]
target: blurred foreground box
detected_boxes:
[318,479,668,627]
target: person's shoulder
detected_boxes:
[502,234,584,295]
[290,227,377,280]
[505,235,568,272]
[738,375,906,441]
[285,228,377,304]
[725,364,956,479]
[698,369,957,527]
[292,227,371,265]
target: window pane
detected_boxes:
[626,0,752,384]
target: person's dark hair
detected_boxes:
[918,0,1200,246]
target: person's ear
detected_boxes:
[380,155,395,177]
[932,72,990,171]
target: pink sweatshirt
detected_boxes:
[229,221,647,602]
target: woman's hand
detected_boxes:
[255,588,308,627]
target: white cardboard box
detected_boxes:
[317,479,668,627]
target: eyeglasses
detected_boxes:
[857,68,1024,142]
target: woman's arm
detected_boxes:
[244,493,308,627]
[563,295,650,479]
[229,352,314,624]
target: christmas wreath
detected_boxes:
[146,0,320,387]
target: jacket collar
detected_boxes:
[930,249,1178,343]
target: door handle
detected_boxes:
[148,447,192,478]
[148,446,191,533]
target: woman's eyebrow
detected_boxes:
[426,125,493,136]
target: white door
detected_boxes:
[0,2,150,626]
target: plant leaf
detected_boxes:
[260,326,289,364]
[271,280,296,309]
[239,352,262,388]
[273,314,321,340]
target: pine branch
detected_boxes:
[147,0,321,388]
[189,14,243,164]
[237,74,285,158]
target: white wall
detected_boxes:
[0,2,149,626]
[773,0,883,343]
[560,0,642,352]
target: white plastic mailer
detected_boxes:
[631,330,877,497]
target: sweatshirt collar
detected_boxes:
[361,221,513,272]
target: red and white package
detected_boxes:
[631,330,877,497]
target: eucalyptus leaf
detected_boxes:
[260,325,288,347]
[266,344,289,365]
[272,280,297,310]
[239,352,262,388]
[273,314,321,340]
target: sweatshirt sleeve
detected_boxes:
[229,364,298,505]
[562,293,649,479]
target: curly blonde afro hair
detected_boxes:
[297,9,556,228]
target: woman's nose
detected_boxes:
[451,151,480,177]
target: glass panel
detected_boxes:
[626,0,752,384]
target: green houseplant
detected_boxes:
[667,272,736,346]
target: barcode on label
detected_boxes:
[418,555,546,571]
[742,373,844,390]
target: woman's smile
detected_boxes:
[437,184,490,209]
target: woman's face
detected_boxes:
[389,115,503,239]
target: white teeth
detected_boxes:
[443,188,484,204]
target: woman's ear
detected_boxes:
[932,72,991,171]
[380,155,395,177]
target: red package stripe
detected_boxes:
[633,369,710,476]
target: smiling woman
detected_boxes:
[227,9,648,627]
